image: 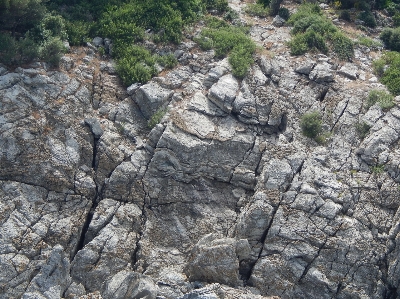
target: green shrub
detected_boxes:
[339,10,351,21]
[355,121,371,139]
[269,0,283,16]
[288,34,308,55]
[288,3,353,60]
[66,20,92,46]
[223,8,239,21]
[380,27,400,51]
[358,11,376,28]
[204,0,229,12]
[367,89,395,110]
[257,0,271,8]
[156,54,178,69]
[331,32,354,60]
[0,33,18,65]
[301,111,322,139]
[195,20,256,78]
[278,7,290,20]
[287,3,321,26]
[40,37,66,67]
[18,37,40,63]
[373,52,400,95]
[244,3,270,17]
[148,108,167,128]
[393,13,400,27]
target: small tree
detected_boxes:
[269,0,283,16]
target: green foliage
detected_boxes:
[157,54,178,69]
[257,0,271,8]
[204,0,229,12]
[288,3,353,60]
[374,52,400,95]
[355,121,371,139]
[367,89,395,110]
[393,13,400,27]
[223,8,239,22]
[278,7,290,20]
[339,10,351,21]
[40,37,66,67]
[244,3,270,17]
[66,20,92,46]
[380,27,400,51]
[331,32,354,61]
[195,19,256,78]
[356,36,382,49]
[301,111,322,139]
[371,164,384,174]
[287,3,321,26]
[148,108,167,128]
[357,11,376,28]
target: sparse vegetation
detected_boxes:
[357,11,376,28]
[356,36,382,49]
[355,121,371,139]
[366,90,395,110]
[148,108,167,128]
[371,164,385,174]
[245,3,270,17]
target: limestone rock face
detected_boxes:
[1,2,400,299]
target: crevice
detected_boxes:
[331,99,349,132]
[242,200,281,283]
[317,86,329,102]
[92,137,99,170]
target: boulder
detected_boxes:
[208,74,239,113]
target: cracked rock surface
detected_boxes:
[1,1,400,298]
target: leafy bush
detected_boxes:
[0,33,18,65]
[244,3,270,17]
[358,11,376,28]
[288,3,353,60]
[195,19,256,78]
[204,0,229,12]
[40,37,66,67]
[339,10,351,21]
[331,32,354,60]
[301,111,322,139]
[373,52,400,95]
[278,7,290,20]
[269,0,283,16]
[393,13,400,27]
[223,8,239,21]
[66,20,92,46]
[157,54,178,69]
[257,0,271,7]
[367,89,395,110]
[380,27,400,51]
[355,121,371,139]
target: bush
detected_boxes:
[373,52,400,95]
[393,13,400,27]
[257,0,270,7]
[331,32,354,60]
[204,0,229,12]
[66,20,92,46]
[358,11,376,28]
[195,19,255,78]
[269,0,283,16]
[339,10,351,21]
[278,7,290,20]
[380,27,400,51]
[0,33,18,65]
[288,3,353,60]
[40,37,66,67]
[156,53,178,69]
[244,3,270,17]
[367,89,395,110]
[301,111,322,139]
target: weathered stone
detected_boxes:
[309,63,334,83]
[208,74,239,113]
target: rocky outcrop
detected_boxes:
[1,1,400,298]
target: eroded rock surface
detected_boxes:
[1,1,400,298]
